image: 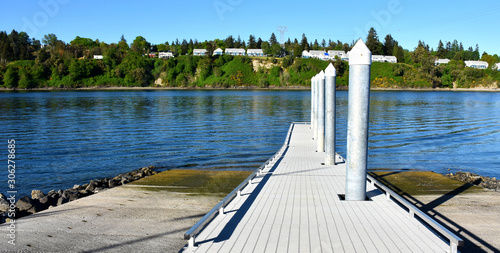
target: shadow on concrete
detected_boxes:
[369,172,499,253]
[80,227,189,253]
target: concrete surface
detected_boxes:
[0,185,220,253]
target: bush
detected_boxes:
[3,66,18,88]
[392,64,405,76]
[441,74,453,88]
[282,55,293,68]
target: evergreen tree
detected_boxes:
[321,39,326,48]
[269,33,278,46]
[383,34,395,55]
[436,40,446,58]
[257,37,263,49]
[225,35,234,48]
[118,35,129,51]
[392,42,405,63]
[0,31,13,62]
[313,39,320,50]
[248,35,256,49]
[474,44,480,60]
[366,27,383,55]
[300,33,309,51]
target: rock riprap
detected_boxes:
[0,166,157,223]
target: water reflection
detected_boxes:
[0,90,499,196]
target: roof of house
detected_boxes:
[327,50,345,54]
[435,58,450,62]
[225,48,246,53]
[247,49,263,53]
[193,49,207,52]
[309,50,326,56]
[465,60,488,65]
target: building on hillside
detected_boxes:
[495,63,500,70]
[372,55,386,62]
[435,59,451,65]
[193,49,207,56]
[327,50,346,60]
[93,55,103,60]
[213,48,223,56]
[159,52,174,59]
[465,61,488,69]
[371,55,397,63]
[302,51,311,59]
[225,48,246,56]
[247,49,264,57]
[309,50,328,60]
[385,56,397,63]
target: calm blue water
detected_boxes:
[1,90,499,197]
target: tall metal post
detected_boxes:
[311,76,315,131]
[345,39,372,201]
[313,75,318,140]
[317,71,325,152]
[325,63,337,165]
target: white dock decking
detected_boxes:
[187,123,450,252]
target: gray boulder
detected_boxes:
[0,194,10,212]
[31,190,45,200]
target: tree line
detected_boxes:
[0,28,499,89]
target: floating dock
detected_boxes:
[184,123,462,253]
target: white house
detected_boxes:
[213,48,223,56]
[465,61,488,69]
[309,50,327,60]
[495,63,500,70]
[327,50,346,60]
[225,48,246,56]
[93,55,103,60]
[159,52,174,59]
[372,55,386,62]
[371,55,397,63]
[385,56,397,63]
[247,49,264,57]
[302,50,311,59]
[193,49,207,56]
[435,59,450,65]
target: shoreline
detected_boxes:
[0,166,158,223]
[0,86,499,92]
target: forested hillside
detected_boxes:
[1,28,499,89]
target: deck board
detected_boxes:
[189,123,450,253]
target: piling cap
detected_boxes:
[318,70,325,79]
[325,63,336,77]
[349,39,372,66]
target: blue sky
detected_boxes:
[1,0,499,55]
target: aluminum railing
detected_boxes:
[183,122,303,248]
[366,174,464,253]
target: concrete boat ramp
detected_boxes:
[0,123,462,252]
